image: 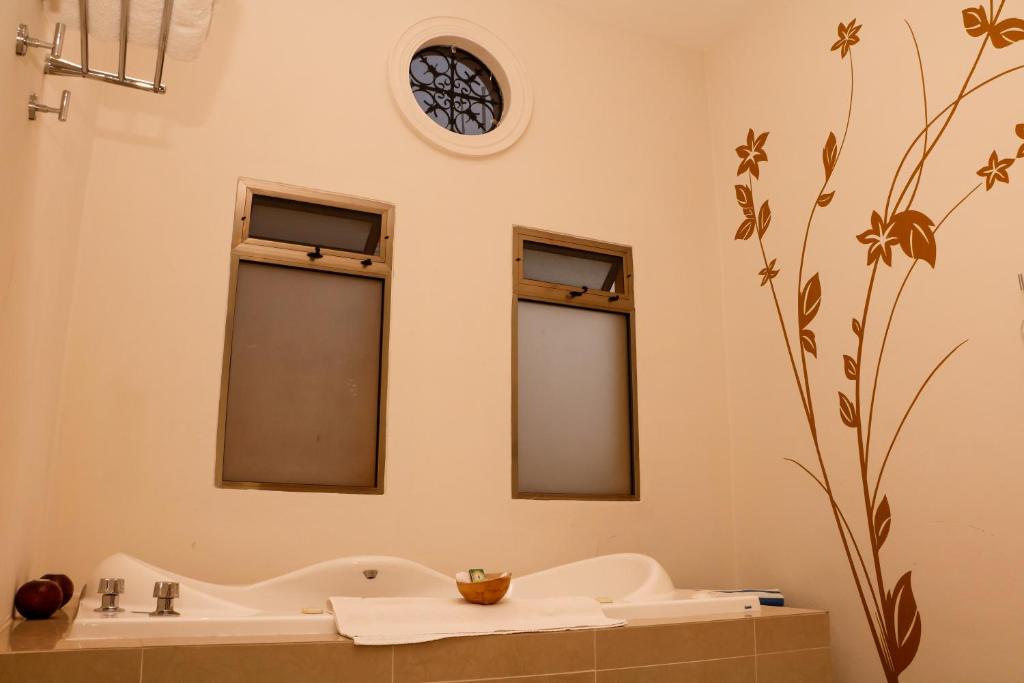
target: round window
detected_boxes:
[409,46,504,135]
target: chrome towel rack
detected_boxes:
[16,0,174,94]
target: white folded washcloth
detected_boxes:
[328,596,625,646]
[46,0,214,61]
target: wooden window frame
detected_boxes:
[216,178,395,494]
[511,226,640,501]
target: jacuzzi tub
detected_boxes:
[67,553,758,640]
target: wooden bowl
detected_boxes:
[455,572,511,605]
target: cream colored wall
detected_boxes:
[707,0,1024,680]
[39,0,736,591]
[0,1,98,621]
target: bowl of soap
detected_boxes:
[455,569,511,605]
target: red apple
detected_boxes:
[14,579,63,620]
[40,574,74,607]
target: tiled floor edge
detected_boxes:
[596,654,753,672]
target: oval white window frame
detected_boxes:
[388,17,533,157]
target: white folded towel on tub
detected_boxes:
[328,596,625,646]
[46,0,214,61]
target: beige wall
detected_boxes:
[38,0,736,592]
[6,1,1021,678]
[0,1,98,622]
[707,0,1024,680]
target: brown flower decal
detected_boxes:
[727,10,1024,681]
[857,211,900,266]
[736,129,769,179]
[759,259,779,286]
[976,151,1014,190]
[831,19,862,58]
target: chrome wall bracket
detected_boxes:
[28,90,71,122]
[15,23,63,57]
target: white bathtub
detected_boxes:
[67,553,758,640]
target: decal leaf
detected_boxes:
[886,572,923,675]
[736,219,757,241]
[962,5,989,37]
[990,17,1024,48]
[1016,124,1024,158]
[874,496,892,548]
[823,132,838,180]
[757,201,772,237]
[735,184,753,210]
[817,191,836,207]
[852,318,862,338]
[843,354,858,380]
[890,210,937,267]
[799,274,822,328]
[800,329,818,357]
[838,392,858,427]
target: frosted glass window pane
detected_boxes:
[523,241,623,292]
[516,300,633,495]
[222,261,383,487]
[249,194,382,255]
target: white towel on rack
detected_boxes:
[46,0,214,61]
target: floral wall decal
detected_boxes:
[729,4,1024,681]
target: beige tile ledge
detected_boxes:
[0,604,826,654]
[621,605,820,628]
[0,611,830,683]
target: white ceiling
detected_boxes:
[549,0,756,51]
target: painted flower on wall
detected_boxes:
[735,129,768,178]
[976,150,1014,189]
[726,5,1024,681]
[759,259,779,286]
[857,212,901,266]
[831,19,862,58]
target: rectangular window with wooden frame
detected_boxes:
[512,226,639,501]
[216,178,394,494]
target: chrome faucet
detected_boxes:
[149,581,180,617]
[94,578,125,612]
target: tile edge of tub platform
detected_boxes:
[0,607,832,683]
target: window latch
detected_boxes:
[307,246,323,260]
[568,286,589,299]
